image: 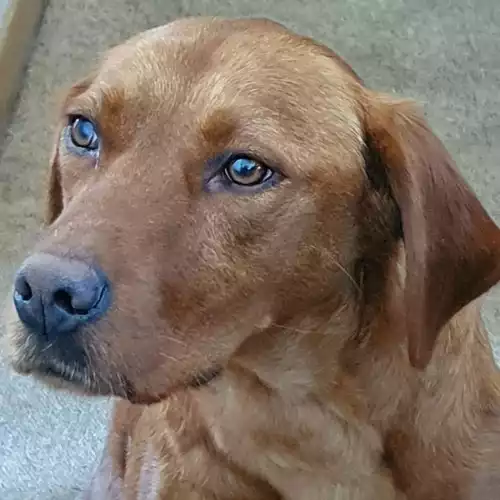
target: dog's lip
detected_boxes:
[11,342,223,403]
[12,356,85,385]
[10,361,34,375]
[38,364,75,381]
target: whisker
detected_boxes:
[163,334,187,347]
[269,322,317,336]
[330,258,362,295]
[159,352,179,363]
[269,303,350,337]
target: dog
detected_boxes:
[4,16,500,500]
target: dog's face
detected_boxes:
[5,18,500,403]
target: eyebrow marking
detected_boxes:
[199,108,237,147]
[60,74,96,114]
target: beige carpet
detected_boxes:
[0,0,499,498]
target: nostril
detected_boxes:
[53,289,79,315]
[14,276,33,301]
[53,287,104,316]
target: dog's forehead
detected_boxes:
[94,19,360,108]
[96,19,277,89]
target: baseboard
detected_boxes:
[0,0,47,145]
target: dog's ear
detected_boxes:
[363,91,500,369]
[45,140,63,225]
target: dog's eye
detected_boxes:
[204,152,283,194]
[69,117,99,150]
[224,157,272,186]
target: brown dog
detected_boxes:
[4,16,500,500]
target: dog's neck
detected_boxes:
[196,300,401,498]
[199,294,500,498]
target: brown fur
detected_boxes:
[4,17,500,499]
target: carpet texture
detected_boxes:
[0,0,499,498]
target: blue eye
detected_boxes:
[69,117,99,150]
[225,157,271,186]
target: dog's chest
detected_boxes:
[198,388,402,500]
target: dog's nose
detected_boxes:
[13,253,110,339]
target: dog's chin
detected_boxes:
[35,372,102,397]
[11,356,114,397]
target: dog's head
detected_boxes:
[5,17,500,403]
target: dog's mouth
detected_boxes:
[37,362,87,384]
[12,356,104,394]
[12,347,223,403]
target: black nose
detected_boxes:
[13,253,111,340]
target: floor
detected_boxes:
[0,0,499,498]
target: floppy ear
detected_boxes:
[45,142,63,225]
[363,91,500,368]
